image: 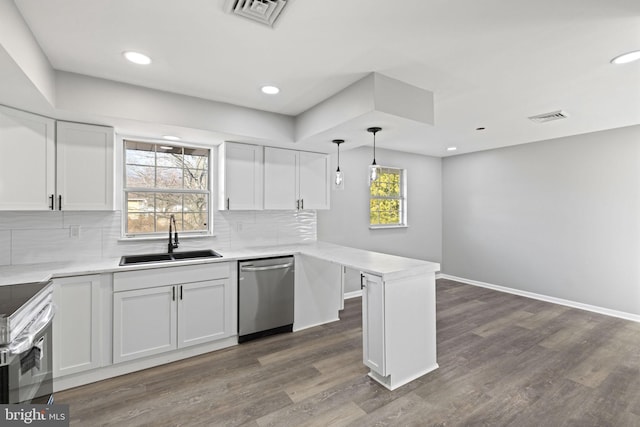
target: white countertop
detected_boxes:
[0,241,440,286]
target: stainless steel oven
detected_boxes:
[0,280,55,404]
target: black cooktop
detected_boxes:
[0,282,51,318]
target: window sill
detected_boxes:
[369,224,408,230]
[118,233,215,242]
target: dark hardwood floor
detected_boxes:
[57,279,640,426]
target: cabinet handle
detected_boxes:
[180,285,183,300]
[360,274,365,289]
[172,286,175,301]
[301,199,304,210]
[49,194,54,210]
[226,198,230,210]
[58,195,62,211]
[296,199,300,210]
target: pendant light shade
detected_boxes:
[367,127,381,185]
[332,139,344,187]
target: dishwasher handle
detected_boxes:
[240,262,293,272]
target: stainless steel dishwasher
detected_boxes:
[238,256,294,343]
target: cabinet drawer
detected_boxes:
[114,262,230,292]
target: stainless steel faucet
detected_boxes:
[168,214,179,253]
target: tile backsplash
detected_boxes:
[0,210,317,266]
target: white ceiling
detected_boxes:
[9,0,640,156]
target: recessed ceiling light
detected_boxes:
[447,147,457,151]
[261,85,280,95]
[123,51,152,65]
[610,50,640,65]
[162,135,181,141]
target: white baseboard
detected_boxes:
[344,290,362,300]
[438,274,640,323]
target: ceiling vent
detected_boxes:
[528,110,569,123]
[224,0,288,27]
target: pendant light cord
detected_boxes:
[372,131,377,165]
[367,127,381,166]
[332,139,345,172]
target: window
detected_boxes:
[369,167,406,227]
[124,140,210,237]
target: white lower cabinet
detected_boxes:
[361,270,438,390]
[293,254,342,331]
[178,280,228,347]
[112,263,234,364]
[113,285,177,363]
[361,273,386,376]
[53,275,103,377]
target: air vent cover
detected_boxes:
[528,110,569,123]
[224,0,288,27]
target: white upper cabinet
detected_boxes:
[56,121,115,211]
[298,151,330,210]
[264,147,299,210]
[218,142,263,210]
[0,106,115,211]
[0,105,55,210]
[264,147,330,210]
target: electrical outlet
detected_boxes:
[69,225,80,239]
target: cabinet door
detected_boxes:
[113,286,177,363]
[56,121,114,210]
[298,151,330,210]
[178,279,230,348]
[219,142,263,210]
[362,273,386,376]
[53,275,101,377]
[0,105,55,210]
[264,147,298,210]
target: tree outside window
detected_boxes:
[124,140,210,236]
[369,167,406,227]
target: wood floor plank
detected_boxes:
[471,309,533,337]
[347,392,436,427]
[285,361,368,402]
[255,387,367,426]
[257,329,360,366]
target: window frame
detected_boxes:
[122,139,213,239]
[369,166,407,229]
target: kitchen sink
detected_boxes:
[119,249,222,266]
[171,250,222,260]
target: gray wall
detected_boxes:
[442,125,640,315]
[317,146,442,267]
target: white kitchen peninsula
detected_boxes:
[224,242,440,390]
[0,241,440,391]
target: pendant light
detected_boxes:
[367,127,381,184]
[332,139,345,187]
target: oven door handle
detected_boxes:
[8,303,56,355]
